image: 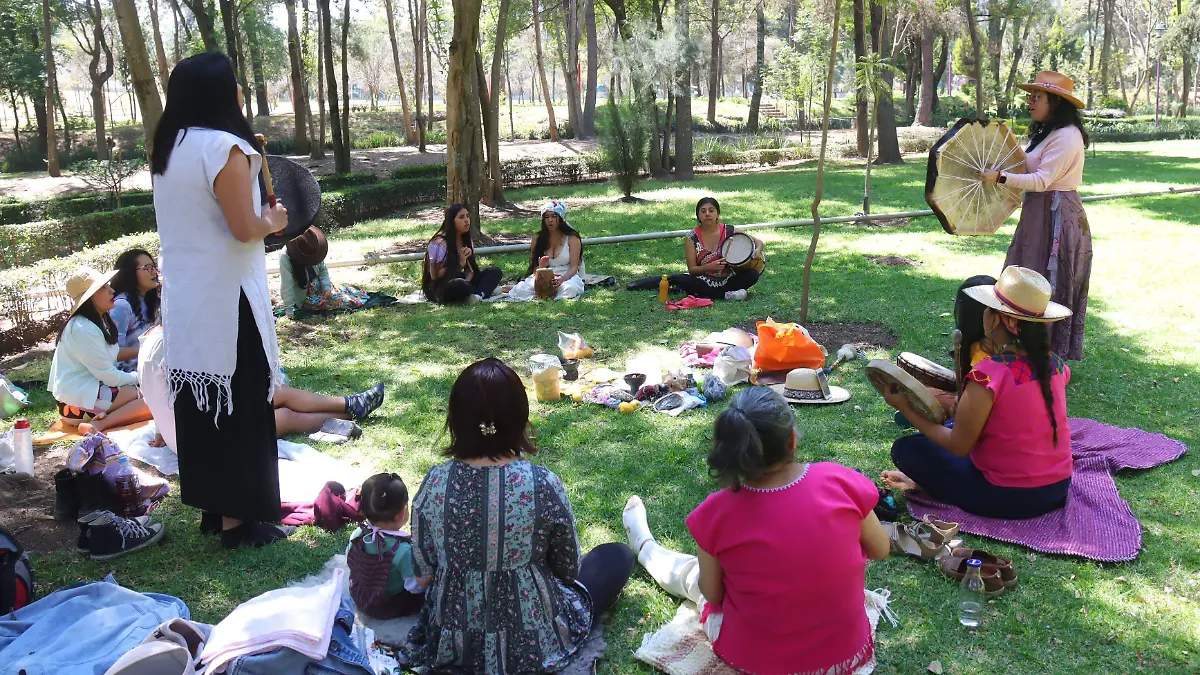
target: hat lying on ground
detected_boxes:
[769,368,850,405]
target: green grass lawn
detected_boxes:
[15,141,1200,673]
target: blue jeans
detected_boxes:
[891,433,1070,519]
[226,596,373,675]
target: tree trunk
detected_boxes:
[477,53,500,205]
[581,0,598,137]
[675,0,694,180]
[557,0,583,138]
[532,0,560,141]
[315,3,328,158]
[803,0,842,324]
[1100,0,1112,95]
[83,0,115,159]
[870,1,902,164]
[916,25,935,125]
[284,0,311,153]
[247,18,270,116]
[318,0,348,172]
[961,0,985,116]
[662,93,673,172]
[747,0,765,132]
[425,0,434,133]
[218,0,239,74]
[852,0,870,156]
[1179,52,1193,117]
[340,0,350,154]
[383,0,416,143]
[1086,0,1096,107]
[114,0,165,154]
[446,0,486,235]
[182,0,218,52]
[146,0,171,96]
[482,0,511,203]
[707,0,719,123]
[301,0,318,147]
[55,84,72,162]
[43,0,61,176]
[1001,16,1032,116]
[932,34,948,111]
[407,0,427,151]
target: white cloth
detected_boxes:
[154,127,281,416]
[508,237,586,301]
[107,422,178,475]
[198,568,344,675]
[1001,125,1085,192]
[275,439,370,503]
[48,316,138,410]
[137,328,176,450]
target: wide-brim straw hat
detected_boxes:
[65,267,118,316]
[1016,71,1085,109]
[963,265,1072,323]
[769,368,851,405]
[285,225,329,267]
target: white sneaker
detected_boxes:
[724,289,748,301]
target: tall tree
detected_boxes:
[916,22,935,125]
[961,0,985,116]
[68,0,116,159]
[581,0,598,136]
[999,11,1033,117]
[284,0,311,153]
[147,0,170,95]
[532,0,559,141]
[43,0,61,176]
[218,0,238,71]
[1099,0,1113,95]
[555,0,584,137]
[747,0,765,131]
[869,0,901,164]
[446,0,486,234]
[246,10,270,116]
[234,9,253,116]
[339,0,349,153]
[707,0,720,123]
[407,0,428,150]
[852,0,869,155]
[181,0,218,52]
[383,0,416,143]
[314,0,327,158]
[317,0,348,171]
[675,0,694,180]
[114,0,164,152]
[482,0,511,204]
[803,0,842,325]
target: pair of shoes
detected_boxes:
[54,469,81,521]
[344,382,386,421]
[874,487,901,522]
[724,289,749,301]
[940,548,1017,596]
[80,511,165,560]
[884,516,961,560]
[220,521,290,549]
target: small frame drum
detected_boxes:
[866,359,947,424]
[720,233,764,272]
[897,352,956,391]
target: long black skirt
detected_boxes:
[175,291,280,522]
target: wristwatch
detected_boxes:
[997,173,1007,184]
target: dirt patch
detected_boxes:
[0,443,76,554]
[867,255,922,267]
[0,311,68,359]
[806,321,898,351]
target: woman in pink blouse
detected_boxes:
[882,267,1074,520]
[623,387,890,675]
[981,71,1092,360]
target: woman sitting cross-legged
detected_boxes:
[623,386,890,675]
[505,200,585,301]
[671,197,763,301]
[400,358,634,673]
[49,268,152,436]
[882,266,1074,520]
[421,203,503,304]
[108,248,161,372]
[280,225,372,315]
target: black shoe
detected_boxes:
[87,512,165,560]
[77,471,121,515]
[77,510,153,554]
[874,488,901,522]
[200,511,223,536]
[54,469,81,522]
[220,521,288,549]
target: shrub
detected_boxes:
[388,164,446,180]
[316,175,446,230]
[759,149,783,165]
[3,147,47,173]
[598,98,648,199]
[73,157,147,209]
[0,205,157,269]
[0,191,155,226]
[353,131,407,149]
[695,138,741,166]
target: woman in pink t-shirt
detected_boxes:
[882,266,1074,519]
[623,387,890,675]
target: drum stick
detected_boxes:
[952,329,963,399]
[254,133,277,208]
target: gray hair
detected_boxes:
[708,387,799,489]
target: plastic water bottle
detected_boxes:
[11,419,33,477]
[958,558,985,627]
[113,456,142,518]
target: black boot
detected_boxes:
[77,471,120,515]
[54,469,81,522]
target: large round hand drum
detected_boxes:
[866,359,947,424]
[261,155,323,250]
[925,118,1027,236]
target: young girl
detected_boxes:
[670,197,763,301]
[624,387,890,675]
[109,248,161,372]
[882,266,1074,520]
[49,268,149,434]
[507,201,585,301]
[347,473,427,619]
[421,204,503,304]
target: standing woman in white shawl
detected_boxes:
[150,53,291,549]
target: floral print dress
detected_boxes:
[400,459,593,673]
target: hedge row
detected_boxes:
[0,191,155,225]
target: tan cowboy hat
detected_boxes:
[769,368,851,405]
[285,225,329,267]
[1017,71,1085,110]
[963,266,1072,323]
[65,267,118,316]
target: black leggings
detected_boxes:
[440,267,503,304]
[577,542,634,625]
[668,270,761,299]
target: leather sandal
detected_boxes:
[940,554,1008,596]
[951,547,1017,588]
[884,521,951,560]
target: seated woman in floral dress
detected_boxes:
[279,225,370,315]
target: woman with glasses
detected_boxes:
[979,71,1093,361]
[109,248,161,371]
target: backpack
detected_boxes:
[0,527,34,614]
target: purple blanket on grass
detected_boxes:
[906,418,1188,563]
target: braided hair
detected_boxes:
[1015,320,1059,445]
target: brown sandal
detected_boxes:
[940,552,1013,595]
[951,548,1017,588]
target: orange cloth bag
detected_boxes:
[753,319,826,371]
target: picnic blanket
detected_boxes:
[394,274,615,305]
[33,419,150,447]
[276,292,398,318]
[906,418,1188,562]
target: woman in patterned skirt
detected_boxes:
[400,358,634,673]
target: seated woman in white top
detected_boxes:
[506,201,585,301]
[49,268,151,434]
[108,248,161,372]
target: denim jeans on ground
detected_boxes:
[225,596,373,675]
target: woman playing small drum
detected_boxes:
[669,197,763,301]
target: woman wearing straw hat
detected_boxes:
[279,225,371,314]
[980,71,1093,361]
[49,268,151,433]
[881,267,1074,520]
[150,53,290,549]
